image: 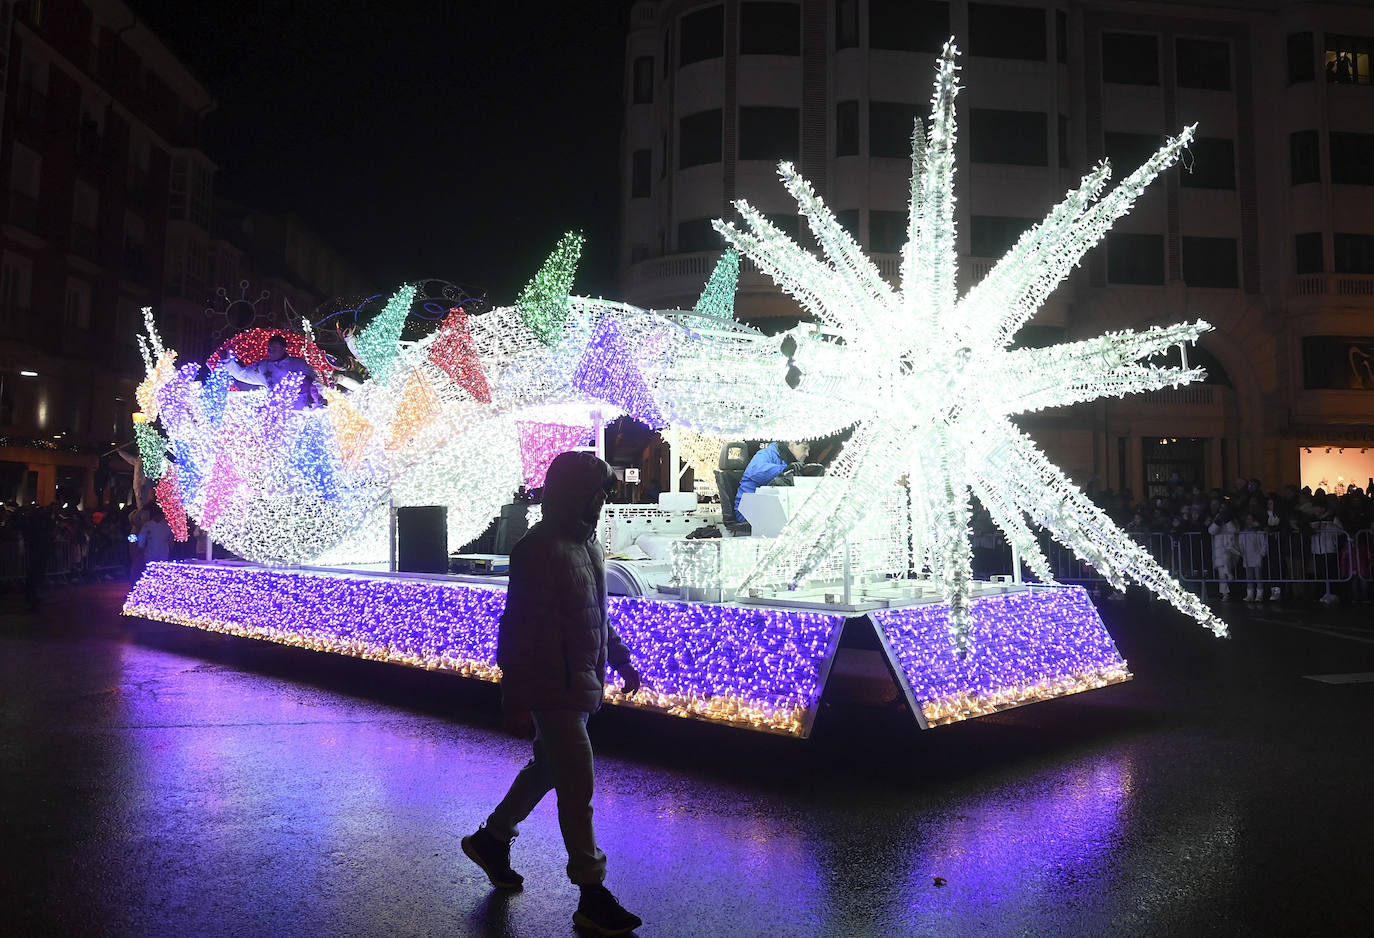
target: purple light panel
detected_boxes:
[124,563,845,736]
[871,587,1130,726]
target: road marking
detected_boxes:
[1288,624,1374,645]
[1303,672,1374,684]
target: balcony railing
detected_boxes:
[1138,386,1217,405]
[1292,273,1374,297]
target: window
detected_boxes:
[869,101,919,158]
[72,181,99,232]
[64,279,92,330]
[1104,132,1162,174]
[1325,34,1372,85]
[1,253,33,313]
[1179,137,1234,189]
[1334,233,1374,274]
[678,218,720,253]
[1102,32,1158,85]
[968,3,1046,61]
[679,109,722,168]
[836,0,858,50]
[631,149,652,198]
[189,159,213,229]
[741,2,799,55]
[766,213,801,242]
[739,107,800,161]
[1290,130,1320,184]
[632,56,653,104]
[1295,232,1323,275]
[169,155,188,219]
[1106,232,1164,284]
[1287,32,1314,84]
[869,210,906,252]
[970,109,1047,165]
[680,6,724,66]
[1182,237,1238,288]
[834,209,859,240]
[1056,10,1068,64]
[9,143,41,197]
[970,215,1036,258]
[1302,336,1374,390]
[836,100,859,156]
[1176,38,1230,90]
[1330,132,1374,185]
[870,0,948,54]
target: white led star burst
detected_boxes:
[710,40,1226,649]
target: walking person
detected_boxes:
[462,450,644,936]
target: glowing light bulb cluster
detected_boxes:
[124,564,1131,734]
[708,40,1224,647]
[120,41,1229,657]
[124,562,847,735]
[517,231,583,344]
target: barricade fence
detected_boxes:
[973,529,1373,600]
[0,539,132,583]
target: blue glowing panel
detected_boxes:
[871,587,1130,727]
[123,563,846,736]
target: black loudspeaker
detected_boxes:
[396,506,448,573]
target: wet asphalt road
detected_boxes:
[2,582,1372,938]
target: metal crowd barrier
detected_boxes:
[973,528,1373,602]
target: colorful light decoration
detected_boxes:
[691,250,740,321]
[428,307,492,403]
[571,318,665,427]
[133,416,167,482]
[516,420,593,488]
[516,232,583,345]
[205,327,337,385]
[154,468,188,541]
[351,285,417,384]
[120,41,1229,668]
[123,563,1127,734]
[121,561,836,735]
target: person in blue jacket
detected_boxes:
[734,440,810,523]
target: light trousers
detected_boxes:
[485,709,607,885]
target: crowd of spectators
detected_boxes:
[970,474,1374,604]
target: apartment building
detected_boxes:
[618,0,1374,495]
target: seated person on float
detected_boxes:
[733,440,817,523]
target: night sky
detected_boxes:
[129,0,633,305]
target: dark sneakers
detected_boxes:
[573,884,642,936]
[461,826,523,889]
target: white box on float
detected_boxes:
[657,492,697,512]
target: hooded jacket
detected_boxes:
[496,450,633,713]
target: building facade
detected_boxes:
[618,0,1374,497]
[0,0,366,508]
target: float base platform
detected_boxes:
[124,562,1130,737]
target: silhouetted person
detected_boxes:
[17,503,55,610]
[1337,52,1352,83]
[462,451,643,936]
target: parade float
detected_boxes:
[125,44,1226,737]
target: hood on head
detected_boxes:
[541,450,614,535]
